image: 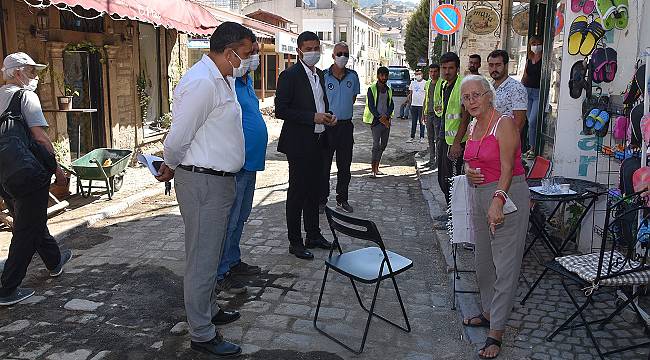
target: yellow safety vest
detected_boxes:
[423,78,444,117]
[443,76,466,145]
[363,83,393,124]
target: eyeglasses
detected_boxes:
[335,52,350,57]
[461,90,490,103]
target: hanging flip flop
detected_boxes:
[603,47,617,82]
[596,0,617,30]
[583,108,601,135]
[623,64,645,105]
[568,16,589,55]
[583,0,596,14]
[590,48,607,83]
[612,0,629,30]
[612,115,629,140]
[580,17,605,56]
[594,110,610,137]
[569,60,590,98]
[571,0,584,13]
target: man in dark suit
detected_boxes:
[275,31,336,260]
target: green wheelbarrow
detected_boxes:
[61,148,133,200]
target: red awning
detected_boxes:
[47,0,220,35]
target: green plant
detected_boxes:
[64,84,79,97]
[52,140,70,166]
[159,112,173,129]
[64,41,101,54]
[566,202,584,234]
[137,71,151,123]
[44,67,79,97]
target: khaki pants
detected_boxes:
[469,175,529,330]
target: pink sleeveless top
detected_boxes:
[463,115,526,184]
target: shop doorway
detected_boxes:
[64,50,106,159]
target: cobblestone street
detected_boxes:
[0,98,477,359]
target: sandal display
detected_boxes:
[568,16,589,55]
[580,17,605,56]
[571,0,596,14]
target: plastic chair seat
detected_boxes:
[325,247,413,284]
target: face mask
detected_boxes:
[19,73,38,91]
[229,50,251,78]
[531,45,543,54]
[335,56,349,68]
[249,54,260,72]
[300,50,321,67]
[415,75,423,81]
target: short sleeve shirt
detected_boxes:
[0,84,49,128]
[409,79,427,107]
[493,77,528,117]
[324,68,360,120]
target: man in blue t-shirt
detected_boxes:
[216,41,268,294]
[321,42,360,213]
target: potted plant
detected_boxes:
[50,140,71,199]
[48,68,79,111]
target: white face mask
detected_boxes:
[335,56,349,68]
[229,50,251,78]
[300,50,321,67]
[249,54,260,72]
[19,72,38,91]
[531,45,543,54]
[415,75,423,81]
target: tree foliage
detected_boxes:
[404,0,442,69]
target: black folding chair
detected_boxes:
[542,192,650,359]
[314,207,412,354]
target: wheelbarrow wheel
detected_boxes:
[113,173,124,192]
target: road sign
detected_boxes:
[431,4,462,36]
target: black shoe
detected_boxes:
[216,273,247,294]
[212,309,241,326]
[434,214,449,222]
[191,334,242,358]
[336,201,353,213]
[229,261,261,276]
[0,287,35,306]
[463,243,475,251]
[50,249,73,277]
[305,234,333,250]
[289,245,314,260]
[318,203,326,214]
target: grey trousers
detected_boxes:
[425,115,437,164]
[371,123,390,163]
[469,175,529,330]
[174,168,236,342]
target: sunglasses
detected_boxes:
[335,52,350,57]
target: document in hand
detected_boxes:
[137,153,164,176]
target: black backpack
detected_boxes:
[0,89,56,198]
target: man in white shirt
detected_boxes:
[155,22,254,358]
[275,31,337,260]
[407,69,427,143]
[488,50,528,132]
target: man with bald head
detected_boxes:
[321,42,360,213]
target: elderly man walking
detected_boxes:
[156,22,254,357]
[0,52,72,306]
[320,42,360,214]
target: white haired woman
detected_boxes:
[460,75,530,359]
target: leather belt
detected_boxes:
[178,165,235,177]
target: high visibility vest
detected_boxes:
[443,76,466,145]
[363,83,393,124]
[424,78,444,117]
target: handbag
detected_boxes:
[448,175,475,244]
[0,90,56,198]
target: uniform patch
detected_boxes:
[328,83,335,90]
[346,81,352,88]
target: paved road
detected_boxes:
[0,97,476,359]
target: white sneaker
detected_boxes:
[406,138,415,143]
[418,138,425,143]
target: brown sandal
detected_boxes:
[478,336,502,359]
[463,313,490,328]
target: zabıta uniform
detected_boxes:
[442,76,466,145]
[363,83,393,124]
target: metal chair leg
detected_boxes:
[390,275,411,332]
[349,278,410,332]
[520,267,550,305]
[313,266,329,328]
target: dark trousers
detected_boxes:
[371,123,391,163]
[425,115,438,164]
[0,185,60,297]
[320,121,354,204]
[287,137,323,246]
[436,138,465,204]
[410,106,425,139]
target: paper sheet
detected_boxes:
[137,153,164,176]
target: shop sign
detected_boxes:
[188,38,210,49]
[276,32,298,55]
[465,7,499,35]
[512,9,529,36]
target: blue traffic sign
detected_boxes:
[432,4,462,35]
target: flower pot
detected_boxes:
[57,96,73,111]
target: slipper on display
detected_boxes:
[640,113,650,144]
[590,48,607,83]
[632,166,650,193]
[583,0,596,14]
[572,0,596,14]
[569,60,588,98]
[596,0,617,30]
[612,0,629,29]
[571,0,583,13]
[623,65,645,105]
[580,18,605,56]
[612,115,629,140]
[568,16,588,55]
[603,47,617,82]
[629,102,644,146]
[583,108,601,135]
[595,115,610,138]
[593,109,610,131]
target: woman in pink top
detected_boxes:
[460,75,530,359]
